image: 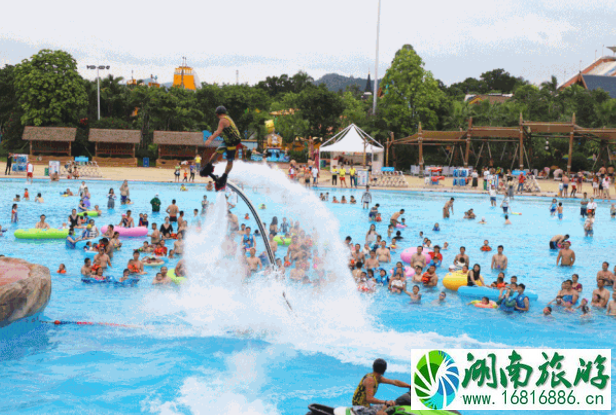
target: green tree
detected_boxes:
[0,65,25,151]
[480,69,527,93]
[14,49,88,126]
[379,44,446,135]
[295,84,345,137]
[540,75,559,95]
[444,101,471,130]
[341,91,369,127]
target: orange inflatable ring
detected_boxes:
[431,176,445,181]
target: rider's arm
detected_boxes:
[205,119,227,145]
[380,377,411,388]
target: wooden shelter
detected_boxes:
[394,114,616,173]
[153,131,204,159]
[22,126,76,156]
[89,129,140,158]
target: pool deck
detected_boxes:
[0,161,598,199]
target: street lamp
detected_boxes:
[87,65,111,120]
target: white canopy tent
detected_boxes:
[319,124,384,170]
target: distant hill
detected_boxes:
[314,73,381,93]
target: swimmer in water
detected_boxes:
[491,245,508,270]
[404,285,422,303]
[556,241,575,267]
[549,198,557,216]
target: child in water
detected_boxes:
[550,198,557,216]
[11,204,18,223]
[433,223,440,231]
[405,285,422,303]
[557,202,563,220]
[57,264,67,274]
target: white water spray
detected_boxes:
[144,161,506,370]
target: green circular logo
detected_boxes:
[414,350,460,409]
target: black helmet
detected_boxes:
[373,358,387,374]
[215,106,227,115]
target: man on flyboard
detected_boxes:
[200,106,242,191]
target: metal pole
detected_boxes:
[97,67,101,121]
[372,0,381,115]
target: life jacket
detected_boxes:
[481,246,492,251]
[421,272,432,284]
[128,264,140,274]
[154,246,167,256]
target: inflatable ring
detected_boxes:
[396,224,407,229]
[442,271,482,291]
[431,176,445,181]
[471,299,497,309]
[144,259,165,267]
[101,225,148,237]
[400,247,431,264]
[15,229,69,240]
[458,286,539,302]
[77,211,100,217]
[259,204,266,209]
[167,268,187,285]
[273,235,292,246]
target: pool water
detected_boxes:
[0,164,615,415]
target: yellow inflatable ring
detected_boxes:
[442,271,483,291]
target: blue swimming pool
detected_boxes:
[0,164,615,415]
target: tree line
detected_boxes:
[1,47,615,171]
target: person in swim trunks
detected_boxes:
[200,106,242,190]
[352,359,410,415]
[549,234,569,250]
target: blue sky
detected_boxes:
[1,0,615,86]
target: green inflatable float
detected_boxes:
[167,268,187,285]
[77,211,99,217]
[15,229,70,240]
[273,235,292,246]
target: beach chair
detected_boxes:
[536,167,550,180]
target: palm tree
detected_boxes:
[444,101,471,130]
[540,75,559,95]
